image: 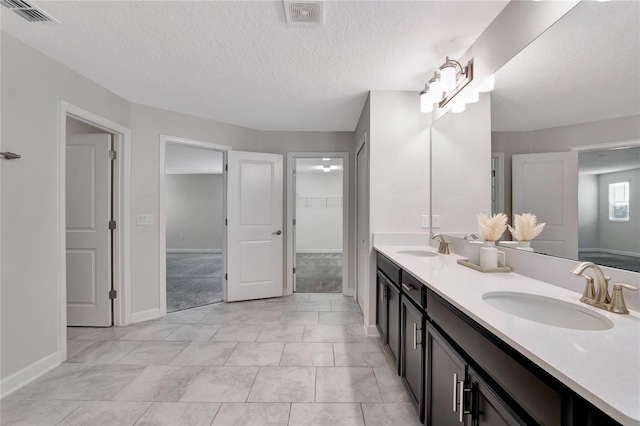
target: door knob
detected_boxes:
[272,230,282,235]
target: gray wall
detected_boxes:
[598,169,640,255]
[1,33,131,383]
[165,174,224,251]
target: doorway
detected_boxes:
[160,138,229,313]
[356,137,368,311]
[287,153,349,295]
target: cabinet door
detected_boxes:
[376,271,388,343]
[468,368,525,426]
[387,281,401,369]
[401,296,424,420]
[426,324,468,426]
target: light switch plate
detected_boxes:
[432,215,441,228]
[420,215,430,229]
[137,214,154,226]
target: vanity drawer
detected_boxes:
[377,253,401,287]
[401,270,425,309]
[427,289,563,426]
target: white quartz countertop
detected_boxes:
[374,244,640,425]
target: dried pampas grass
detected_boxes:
[477,213,508,241]
[508,213,545,242]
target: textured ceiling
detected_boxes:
[579,146,640,176]
[491,1,640,132]
[1,1,507,131]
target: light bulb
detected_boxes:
[323,166,331,173]
[440,64,457,92]
[452,102,465,113]
[465,90,479,104]
[322,158,330,161]
[430,79,444,102]
[420,91,434,113]
[478,74,495,92]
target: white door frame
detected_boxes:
[355,134,369,314]
[286,152,351,296]
[158,136,231,315]
[58,101,132,361]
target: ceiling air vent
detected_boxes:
[284,1,324,25]
[1,0,58,22]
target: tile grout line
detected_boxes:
[53,400,87,425]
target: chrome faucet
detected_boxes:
[431,233,450,255]
[464,233,478,240]
[570,262,638,314]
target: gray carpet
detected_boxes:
[578,251,640,273]
[166,252,223,313]
[295,253,342,293]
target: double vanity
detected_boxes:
[374,241,639,425]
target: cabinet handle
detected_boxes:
[458,379,465,423]
[453,373,458,412]
[402,283,415,292]
[412,323,422,349]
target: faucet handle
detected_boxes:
[608,283,638,315]
[578,274,596,303]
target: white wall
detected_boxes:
[1,33,131,385]
[296,170,343,253]
[165,174,224,251]
[578,174,599,249]
[366,91,431,331]
[598,169,640,255]
[432,93,492,233]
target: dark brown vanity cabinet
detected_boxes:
[426,323,524,426]
[376,254,401,370]
[401,295,425,421]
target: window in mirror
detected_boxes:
[609,181,629,222]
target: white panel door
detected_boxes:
[512,151,578,259]
[66,133,112,326]
[227,151,284,302]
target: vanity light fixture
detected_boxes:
[418,56,474,113]
[323,166,331,173]
[322,157,331,161]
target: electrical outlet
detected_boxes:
[432,215,441,228]
[420,215,430,229]
[137,214,154,226]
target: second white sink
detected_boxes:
[395,249,438,257]
[483,291,614,331]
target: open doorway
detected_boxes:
[288,153,349,294]
[162,142,226,312]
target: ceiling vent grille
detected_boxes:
[284,1,324,25]
[1,0,58,22]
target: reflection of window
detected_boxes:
[609,181,629,222]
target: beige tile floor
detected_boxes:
[1,294,420,426]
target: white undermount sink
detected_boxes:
[482,291,614,331]
[395,249,438,257]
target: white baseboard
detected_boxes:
[131,308,161,324]
[166,249,222,253]
[364,324,380,338]
[343,288,355,297]
[1,351,61,399]
[296,249,343,254]
[580,248,640,258]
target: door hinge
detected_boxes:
[109,289,117,299]
[108,220,117,230]
[225,218,228,226]
[293,267,296,274]
[224,273,228,280]
[293,218,296,226]
[225,164,228,172]
[109,150,117,160]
